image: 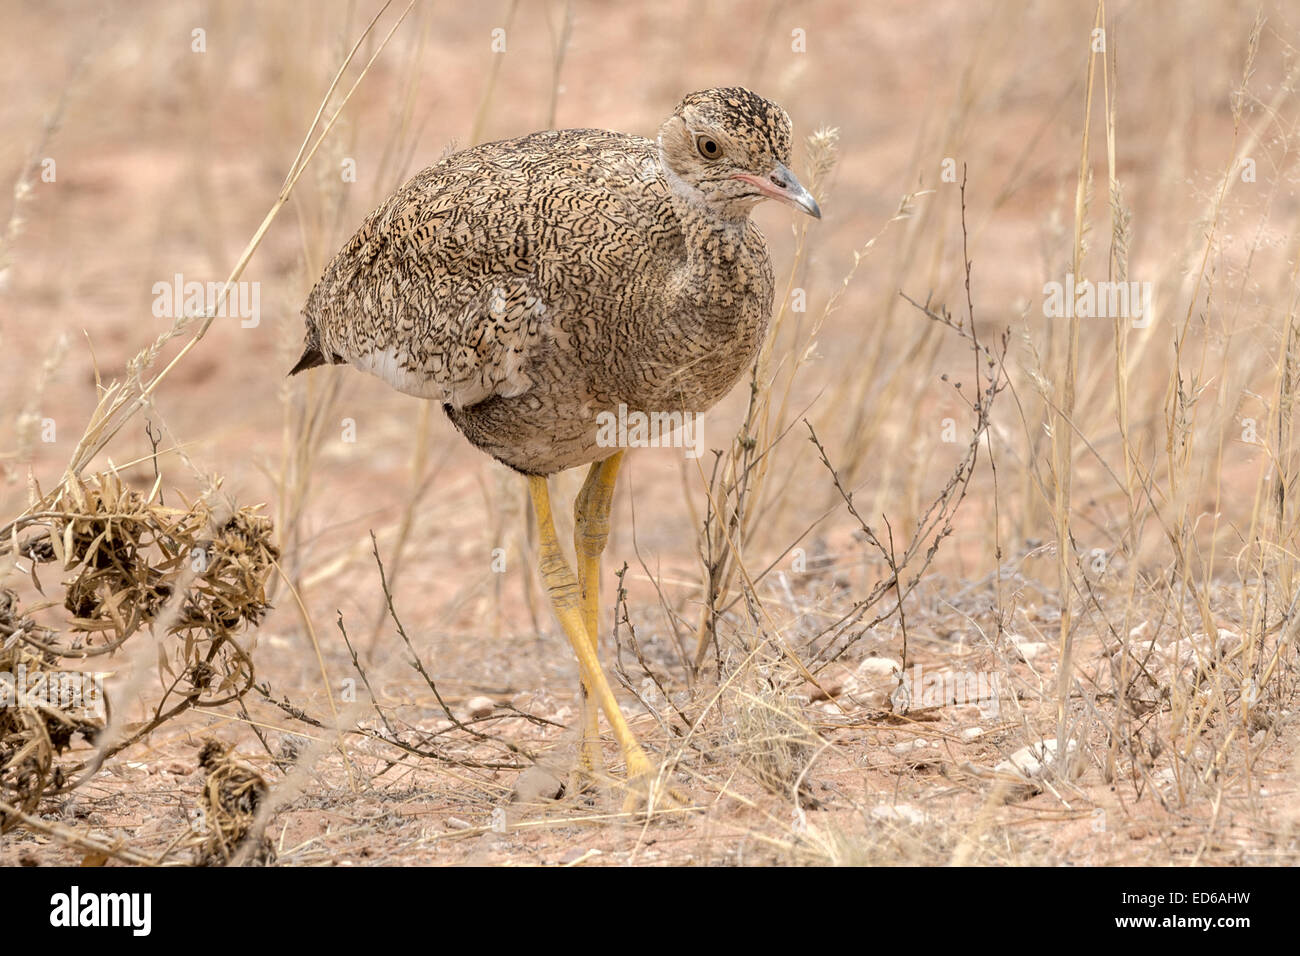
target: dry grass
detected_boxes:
[0,0,1298,866]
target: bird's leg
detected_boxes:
[570,451,625,790]
[527,473,655,804]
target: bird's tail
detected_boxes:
[288,345,326,375]
[288,315,340,375]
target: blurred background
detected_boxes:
[2,0,1298,864]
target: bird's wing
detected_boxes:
[299,129,672,408]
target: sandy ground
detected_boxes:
[1,0,1298,866]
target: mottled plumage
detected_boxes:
[293,88,820,803]
[293,87,819,474]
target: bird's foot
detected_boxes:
[562,715,607,802]
[564,766,603,805]
[619,749,689,815]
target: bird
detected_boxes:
[292,87,821,806]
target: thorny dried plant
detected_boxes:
[0,471,278,823]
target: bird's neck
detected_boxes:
[667,190,760,316]
[642,190,771,412]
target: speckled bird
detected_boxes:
[293,87,821,806]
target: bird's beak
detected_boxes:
[732,162,822,219]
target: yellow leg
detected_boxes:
[527,471,653,803]
[571,452,625,786]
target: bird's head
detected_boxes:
[658,87,821,222]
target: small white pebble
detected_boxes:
[855,657,902,680]
[995,738,1077,779]
[1013,641,1050,661]
[891,739,928,755]
[869,804,925,825]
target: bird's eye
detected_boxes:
[695,135,721,160]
